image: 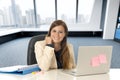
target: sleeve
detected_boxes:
[68,43,76,68]
[34,41,54,71]
[46,44,54,48]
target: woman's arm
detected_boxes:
[34,41,54,71]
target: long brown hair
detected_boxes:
[47,20,70,69]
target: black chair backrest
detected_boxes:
[27,34,45,65]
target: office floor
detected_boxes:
[0,37,120,68]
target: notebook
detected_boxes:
[63,46,113,76]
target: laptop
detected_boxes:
[63,46,113,76]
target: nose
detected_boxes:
[55,31,59,35]
[54,31,60,37]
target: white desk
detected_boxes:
[0,69,119,80]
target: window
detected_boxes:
[15,0,35,27]
[78,0,95,23]
[36,0,55,26]
[57,0,76,24]
[0,0,35,28]
[0,0,13,27]
[0,0,102,31]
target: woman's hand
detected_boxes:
[45,36,53,44]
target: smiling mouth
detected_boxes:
[53,38,59,41]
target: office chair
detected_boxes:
[27,34,45,65]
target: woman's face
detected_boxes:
[50,25,65,44]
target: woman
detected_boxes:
[34,20,75,71]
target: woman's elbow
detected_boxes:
[38,64,50,71]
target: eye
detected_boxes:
[52,30,56,33]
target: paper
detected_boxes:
[99,54,107,64]
[91,54,107,67]
[91,56,100,67]
[0,65,26,72]
[0,64,40,75]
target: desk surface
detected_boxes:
[0,69,119,80]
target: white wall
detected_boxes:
[103,0,120,39]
